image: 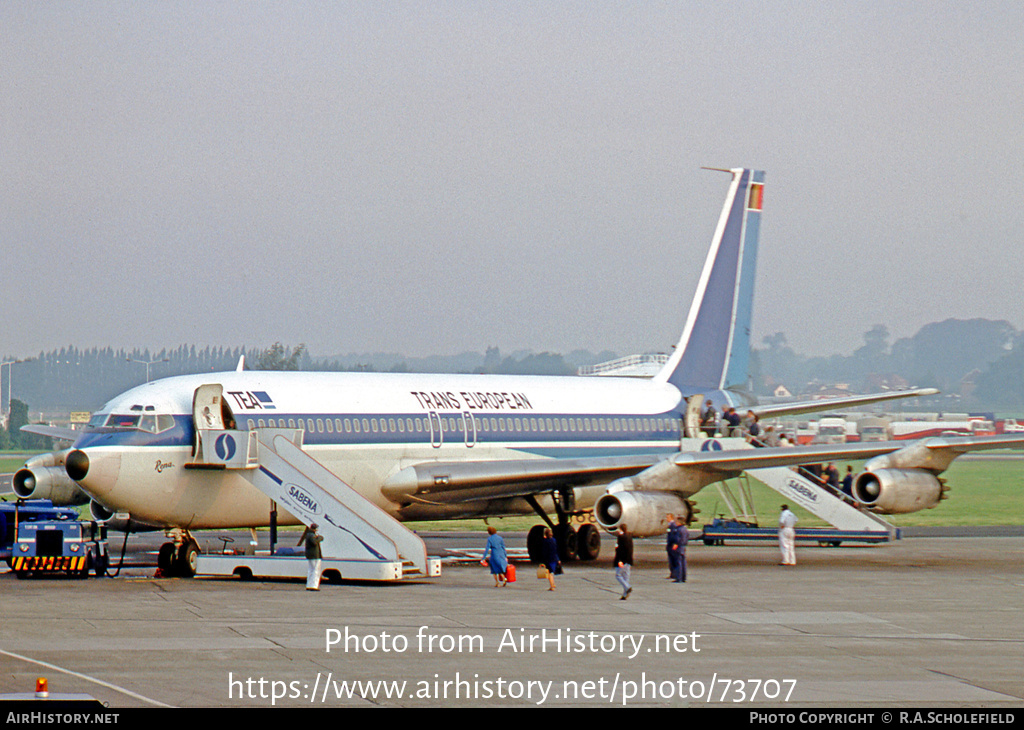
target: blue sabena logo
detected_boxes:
[700,440,723,451]
[215,433,237,461]
[288,484,321,515]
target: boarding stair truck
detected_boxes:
[701,464,898,546]
[186,385,441,582]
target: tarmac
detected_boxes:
[2,530,1023,708]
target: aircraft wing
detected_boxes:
[383,454,662,504]
[674,434,1024,471]
[751,387,939,419]
[384,434,1024,506]
[19,424,81,442]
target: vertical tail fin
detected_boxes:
[655,168,764,391]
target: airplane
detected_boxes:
[13,167,1023,576]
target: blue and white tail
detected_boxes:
[655,168,764,392]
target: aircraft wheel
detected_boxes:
[526,525,546,564]
[175,541,199,578]
[554,524,577,563]
[158,543,176,575]
[80,550,94,579]
[576,523,601,561]
[94,551,109,577]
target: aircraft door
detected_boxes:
[192,384,238,460]
[683,394,704,441]
[428,411,443,448]
[194,384,226,431]
[463,411,477,448]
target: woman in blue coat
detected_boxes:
[481,526,508,586]
[542,528,560,591]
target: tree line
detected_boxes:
[4,319,1024,415]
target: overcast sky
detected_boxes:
[3,2,1022,363]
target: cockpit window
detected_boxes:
[101,408,175,433]
[105,414,141,429]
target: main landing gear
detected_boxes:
[157,528,200,578]
[524,491,602,564]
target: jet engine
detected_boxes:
[12,451,90,506]
[594,488,692,537]
[852,468,945,514]
[90,500,115,522]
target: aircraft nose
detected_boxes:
[66,450,90,482]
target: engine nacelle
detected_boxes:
[852,468,945,514]
[13,451,90,506]
[90,500,115,522]
[594,488,691,537]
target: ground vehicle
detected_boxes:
[10,515,109,578]
[812,417,848,444]
[858,417,891,442]
[890,419,996,439]
[1,499,79,564]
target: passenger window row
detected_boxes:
[244,415,680,437]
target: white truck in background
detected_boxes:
[857,417,891,442]
[812,417,848,444]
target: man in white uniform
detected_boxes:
[778,505,797,566]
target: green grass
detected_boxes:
[693,458,1024,529]
[0,457,32,474]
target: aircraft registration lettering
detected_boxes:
[410,390,533,411]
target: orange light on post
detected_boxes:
[35,677,49,698]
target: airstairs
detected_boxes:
[191,426,440,581]
[703,466,898,545]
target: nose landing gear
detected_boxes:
[157,529,200,577]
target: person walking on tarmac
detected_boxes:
[302,523,323,591]
[541,527,560,591]
[615,525,633,600]
[666,514,683,582]
[481,526,509,587]
[778,505,798,566]
[667,514,688,583]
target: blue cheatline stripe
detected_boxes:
[259,466,283,485]
[78,407,778,452]
[322,513,389,560]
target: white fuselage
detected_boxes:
[69,370,716,529]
